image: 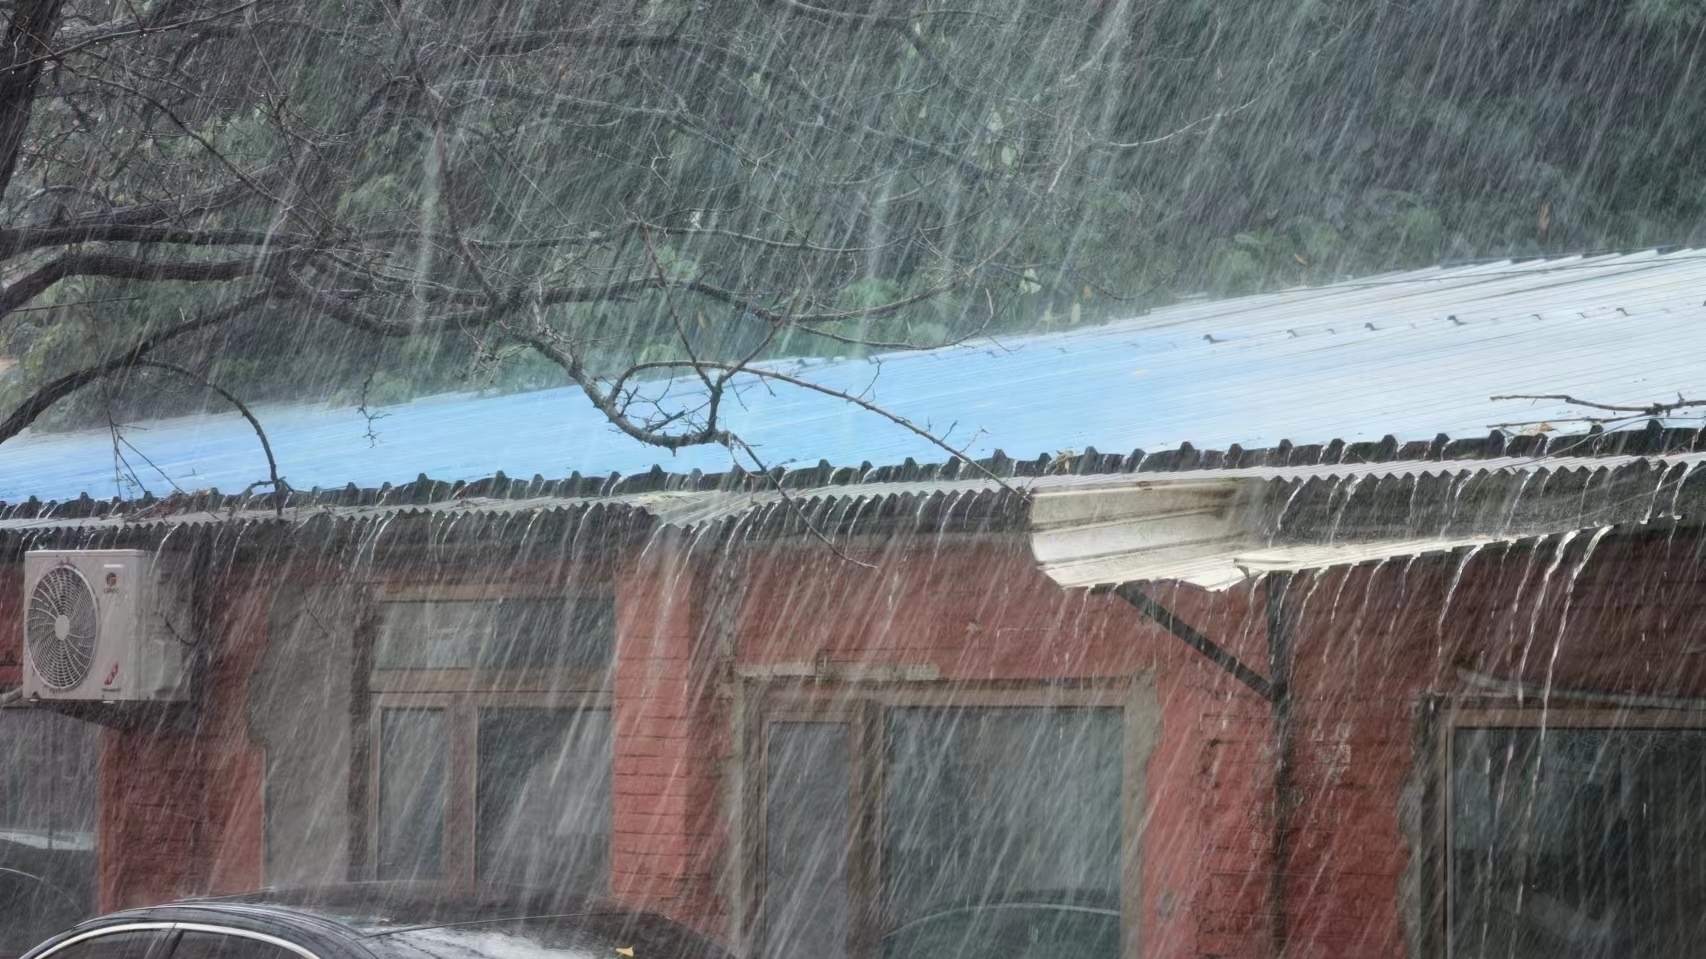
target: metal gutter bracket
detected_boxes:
[1107,582,1277,702]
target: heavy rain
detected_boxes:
[0,1,1703,958]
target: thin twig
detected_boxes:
[128,360,288,517]
[726,436,876,569]
[0,291,269,443]
[1492,393,1706,417]
[13,1,263,72]
[619,359,1020,494]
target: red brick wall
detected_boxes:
[730,535,1280,959]
[733,535,1162,680]
[1149,586,1277,959]
[97,568,274,911]
[9,522,1701,959]
[1236,529,1706,959]
[725,526,1706,959]
[0,565,21,690]
[610,533,729,934]
[1273,562,1446,959]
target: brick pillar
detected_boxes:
[98,725,205,911]
[96,572,270,911]
[1133,584,1280,959]
[0,566,20,689]
[611,533,727,937]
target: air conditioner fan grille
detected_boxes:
[26,566,99,690]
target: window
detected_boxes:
[167,932,303,959]
[884,708,1123,934]
[1449,721,1706,959]
[373,597,614,674]
[476,707,612,888]
[755,691,1128,959]
[37,931,162,959]
[765,723,852,959]
[367,591,614,896]
[0,709,97,955]
[378,708,448,880]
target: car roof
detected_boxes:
[30,902,374,959]
[38,889,734,959]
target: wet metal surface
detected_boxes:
[3,249,1705,504]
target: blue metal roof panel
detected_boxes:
[3,249,1704,502]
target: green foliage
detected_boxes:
[1629,0,1706,27]
[837,279,905,311]
[4,0,1706,433]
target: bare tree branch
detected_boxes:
[726,435,877,569]
[0,0,1181,487]
[0,0,69,197]
[13,0,260,72]
[0,289,271,445]
[767,0,995,28]
[1491,393,1706,417]
[0,222,287,258]
[672,360,1019,488]
[631,219,888,255]
[128,359,286,515]
[0,249,290,318]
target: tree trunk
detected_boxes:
[0,0,66,201]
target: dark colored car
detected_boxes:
[19,887,735,959]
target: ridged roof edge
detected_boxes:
[0,419,1696,525]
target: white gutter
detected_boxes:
[1026,451,1706,590]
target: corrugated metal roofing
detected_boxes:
[0,448,1687,528]
[3,247,1705,503]
[0,479,1029,559]
[7,437,1703,590]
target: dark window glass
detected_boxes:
[374,597,614,673]
[0,709,97,954]
[883,708,1122,959]
[482,597,615,672]
[44,931,159,959]
[167,933,299,959]
[476,708,611,893]
[764,722,851,959]
[880,903,1119,959]
[374,601,486,669]
[1451,727,1706,959]
[378,708,446,880]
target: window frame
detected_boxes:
[161,926,327,959]
[29,924,328,959]
[368,580,616,693]
[360,579,615,894]
[1439,703,1706,959]
[365,688,613,889]
[739,679,1145,959]
[25,926,174,959]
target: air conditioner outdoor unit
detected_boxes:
[22,550,192,703]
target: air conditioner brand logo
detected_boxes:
[103,661,120,688]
